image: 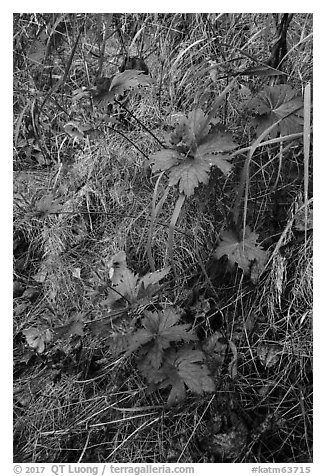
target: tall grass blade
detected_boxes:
[167,194,186,273]
[303,82,312,244]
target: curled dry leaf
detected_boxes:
[23,326,52,353]
[34,194,62,218]
[107,251,127,284]
[201,415,248,461]
[257,343,283,368]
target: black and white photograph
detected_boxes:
[12,11,313,468]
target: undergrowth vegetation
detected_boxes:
[13,13,313,463]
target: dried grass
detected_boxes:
[13,13,312,463]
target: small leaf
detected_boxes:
[23,327,52,353]
[34,194,62,218]
[27,39,47,63]
[88,311,129,337]
[96,70,153,107]
[203,331,227,355]
[32,265,48,283]
[71,87,90,102]
[203,332,227,376]
[187,109,210,144]
[214,226,268,275]
[106,254,170,309]
[294,201,313,231]
[189,296,211,320]
[63,122,85,139]
[168,115,189,146]
[166,377,187,406]
[107,251,128,284]
[257,343,283,368]
[53,313,85,341]
[200,416,248,460]
[228,340,238,379]
[107,268,139,305]
[72,268,81,279]
[137,267,170,298]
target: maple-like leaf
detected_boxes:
[105,252,170,308]
[214,226,268,275]
[246,84,304,138]
[127,307,197,369]
[23,326,52,353]
[155,346,215,406]
[150,121,236,197]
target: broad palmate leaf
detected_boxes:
[150,117,236,197]
[246,84,304,138]
[154,346,215,406]
[127,307,197,370]
[214,226,268,275]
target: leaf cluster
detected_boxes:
[124,307,215,406]
[22,251,215,406]
[150,109,237,196]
